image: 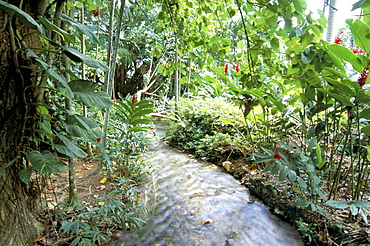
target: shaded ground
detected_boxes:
[37,158,121,245]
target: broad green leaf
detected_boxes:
[348,200,370,207]
[346,19,370,54]
[352,0,370,11]
[131,109,154,121]
[61,14,99,44]
[288,170,297,182]
[19,166,33,184]
[28,150,66,176]
[35,58,73,98]
[69,80,112,108]
[360,108,370,119]
[279,165,288,181]
[301,53,312,64]
[361,124,370,136]
[324,200,349,209]
[54,132,87,158]
[263,160,277,172]
[63,47,109,71]
[325,91,353,106]
[271,161,281,175]
[316,205,332,220]
[327,44,364,72]
[350,204,359,215]
[0,1,42,32]
[360,208,369,224]
[130,118,151,125]
[39,16,75,43]
[293,197,311,207]
[65,115,102,139]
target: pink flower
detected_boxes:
[273,153,282,160]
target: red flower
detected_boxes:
[112,97,117,104]
[235,63,240,73]
[273,153,282,160]
[224,63,229,74]
[351,47,365,55]
[96,138,101,142]
[357,60,370,88]
[334,31,344,45]
[334,37,342,45]
[131,94,137,103]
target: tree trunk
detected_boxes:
[326,0,337,43]
[0,0,47,244]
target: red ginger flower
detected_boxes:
[273,153,282,160]
[334,37,342,45]
[224,63,229,74]
[351,47,366,55]
[334,31,344,45]
[132,94,137,103]
[357,60,370,88]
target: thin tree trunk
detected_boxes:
[102,0,126,147]
[80,6,93,156]
[62,9,80,206]
[326,0,337,43]
[174,39,180,101]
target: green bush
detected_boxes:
[165,97,247,161]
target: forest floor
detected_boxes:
[37,158,122,245]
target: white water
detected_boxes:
[111,140,303,246]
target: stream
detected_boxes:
[112,132,304,246]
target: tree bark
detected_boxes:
[0,0,47,244]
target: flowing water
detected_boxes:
[112,133,303,246]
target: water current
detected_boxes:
[112,132,304,246]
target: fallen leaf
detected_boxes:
[96,185,105,191]
[98,201,105,205]
[100,177,107,183]
[34,236,45,242]
[76,173,83,177]
[250,169,258,175]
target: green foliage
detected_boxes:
[166,97,247,160]
[296,218,317,243]
[57,183,148,245]
[105,95,156,174]
[69,80,112,108]
[0,1,43,32]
